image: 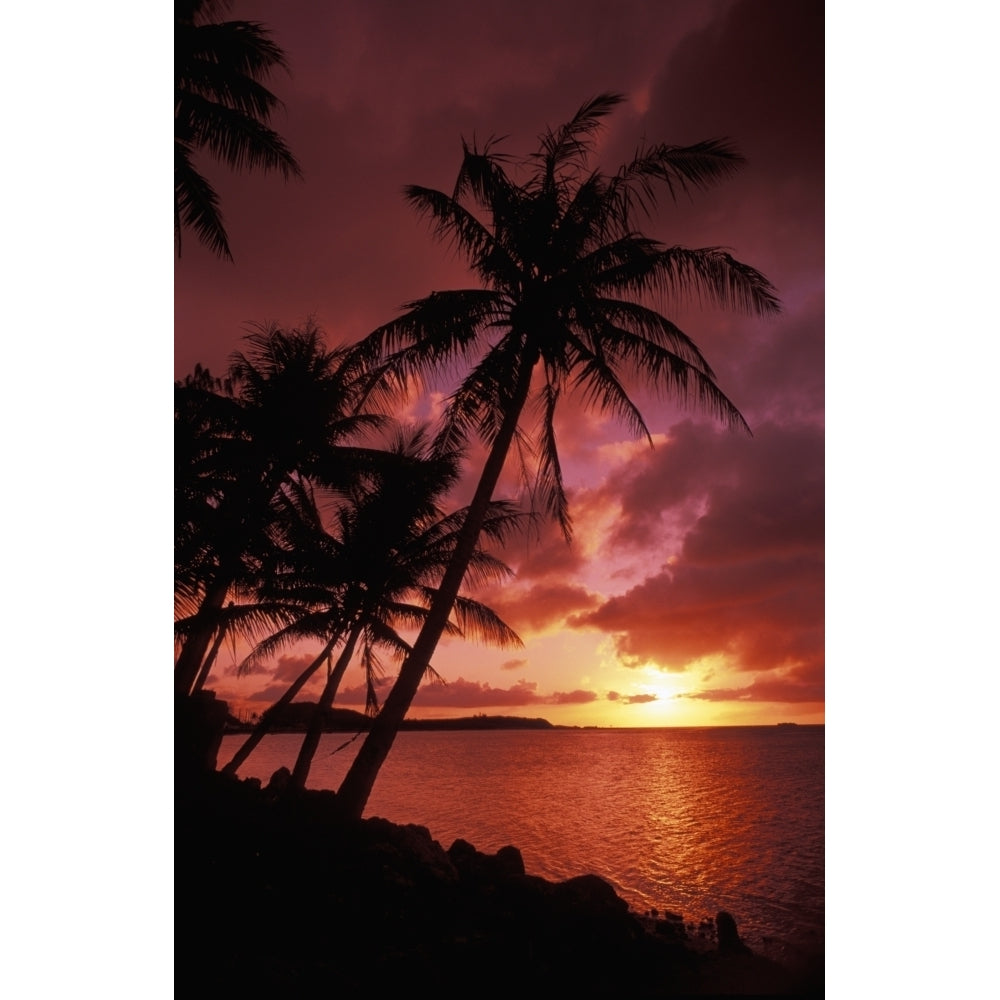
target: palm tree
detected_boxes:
[174,322,383,697]
[220,429,523,788]
[334,93,780,820]
[175,0,302,260]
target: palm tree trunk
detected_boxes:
[291,625,364,790]
[220,634,340,776]
[192,604,233,693]
[335,349,538,820]
[175,576,231,696]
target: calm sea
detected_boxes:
[218,726,824,959]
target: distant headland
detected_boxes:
[225,703,565,734]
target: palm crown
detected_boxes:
[225,428,523,786]
[361,92,778,537]
[335,93,780,819]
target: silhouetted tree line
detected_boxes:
[175,5,779,818]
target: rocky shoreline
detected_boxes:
[176,763,823,996]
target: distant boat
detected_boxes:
[776,722,799,728]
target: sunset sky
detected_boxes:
[175,0,825,726]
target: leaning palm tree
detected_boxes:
[334,93,780,820]
[175,0,302,260]
[221,429,524,787]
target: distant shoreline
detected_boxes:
[224,711,567,734]
[223,708,824,735]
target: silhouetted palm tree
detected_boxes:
[334,93,780,819]
[175,364,242,620]
[175,0,301,260]
[174,323,383,696]
[220,429,523,787]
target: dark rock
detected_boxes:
[716,909,752,955]
[553,873,629,914]
[549,874,640,950]
[447,838,523,885]
[655,917,688,941]
[175,691,228,773]
[265,766,291,795]
[363,817,458,885]
[494,844,525,877]
[176,769,818,996]
[447,837,480,871]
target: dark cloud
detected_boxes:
[642,0,824,181]
[176,0,747,378]
[606,690,620,701]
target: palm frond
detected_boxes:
[583,298,717,373]
[403,185,511,285]
[177,59,285,124]
[238,611,348,676]
[175,1,300,258]
[181,93,301,177]
[534,92,626,189]
[452,136,516,208]
[579,321,751,434]
[177,19,291,89]
[449,596,523,649]
[361,642,385,716]
[532,380,572,540]
[434,329,526,453]
[563,339,653,442]
[606,138,746,223]
[174,140,232,260]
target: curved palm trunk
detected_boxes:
[335,351,537,819]
[175,576,231,696]
[291,625,364,790]
[220,633,340,776]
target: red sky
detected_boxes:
[176,0,825,726]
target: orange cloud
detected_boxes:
[550,689,598,705]
[680,663,824,703]
[338,676,540,708]
[500,658,528,671]
[571,421,824,700]
[335,675,601,709]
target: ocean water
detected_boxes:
[218,725,824,959]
